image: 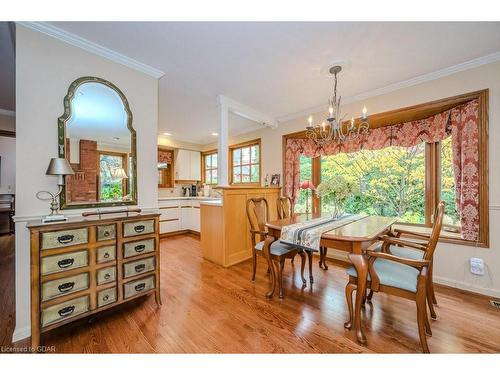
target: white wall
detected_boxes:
[0,136,15,194]
[13,25,159,341]
[226,60,500,298]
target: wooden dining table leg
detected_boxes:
[348,245,368,345]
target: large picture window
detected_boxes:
[230,139,261,185]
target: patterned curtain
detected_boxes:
[158,149,172,164]
[283,99,480,240]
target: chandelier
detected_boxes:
[306,65,370,145]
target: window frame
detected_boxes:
[157,148,174,189]
[202,149,218,186]
[97,150,129,200]
[282,89,489,247]
[229,138,262,186]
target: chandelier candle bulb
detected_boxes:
[362,106,368,120]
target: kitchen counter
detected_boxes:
[199,199,222,207]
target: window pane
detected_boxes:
[294,155,312,214]
[233,166,241,183]
[205,155,212,168]
[211,169,218,185]
[212,153,217,168]
[100,154,124,201]
[320,143,426,224]
[233,149,241,166]
[241,147,250,164]
[440,137,460,226]
[242,165,250,182]
[251,164,259,182]
[251,145,259,163]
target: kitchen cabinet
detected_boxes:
[174,149,201,181]
[159,199,201,235]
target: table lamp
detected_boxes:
[36,158,75,223]
[300,180,315,215]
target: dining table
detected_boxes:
[264,213,397,345]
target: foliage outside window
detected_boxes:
[230,140,260,184]
[295,155,312,213]
[203,152,218,185]
[440,136,460,226]
[99,153,125,201]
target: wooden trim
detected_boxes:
[282,89,489,247]
[201,149,218,186]
[157,149,174,188]
[229,138,262,185]
[0,130,15,138]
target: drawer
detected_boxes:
[41,228,88,250]
[160,220,180,234]
[123,220,155,237]
[41,295,89,328]
[123,275,155,299]
[97,245,116,264]
[123,238,155,258]
[159,207,179,221]
[97,287,117,308]
[123,256,155,279]
[41,250,89,276]
[97,266,116,285]
[41,273,89,301]
[97,224,116,241]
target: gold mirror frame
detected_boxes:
[58,76,138,209]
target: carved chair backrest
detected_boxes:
[424,201,445,261]
[277,196,292,220]
[246,198,270,246]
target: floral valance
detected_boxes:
[158,149,173,164]
[284,99,480,241]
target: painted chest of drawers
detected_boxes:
[27,212,161,348]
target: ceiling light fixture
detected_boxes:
[163,132,172,136]
[211,132,218,136]
[306,65,369,145]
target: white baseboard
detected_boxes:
[433,276,500,299]
[12,325,30,343]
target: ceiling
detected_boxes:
[0,22,15,111]
[12,22,500,143]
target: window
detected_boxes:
[294,155,312,214]
[289,90,489,247]
[203,151,218,185]
[99,152,128,201]
[320,143,426,224]
[230,139,261,184]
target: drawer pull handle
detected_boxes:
[57,234,74,244]
[58,282,75,293]
[104,273,111,280]
[58,305,75,317]
[103,230,111,237]
[104,252,110,259]
[134,225,145,233]
[57,258,74,269]
[134,244,145,253]
[134,264,146,273]
[134,283,146,292]
[102,295,109,302]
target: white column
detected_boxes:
[217,97,229,186]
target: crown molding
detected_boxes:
[17,22,165,79]
[0,108,15,117]
[277,51,500,123]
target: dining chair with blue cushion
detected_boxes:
[344,202,445,353]
[246,197,306,298]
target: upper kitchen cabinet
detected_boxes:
[174,149,201,181]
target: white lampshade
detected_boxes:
[45,158,75,176]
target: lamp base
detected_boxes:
[42,214,67,223]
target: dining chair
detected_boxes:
[344,202,445,353]
[369,202,445,320]
[276,196,293,220]
[247,197,306,297]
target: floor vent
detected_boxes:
[490,300,500,309]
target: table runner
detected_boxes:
[280,214,367,252]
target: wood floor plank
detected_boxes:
[1,233,499,353]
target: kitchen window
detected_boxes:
[229,139,261,185]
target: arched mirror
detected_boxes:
[58,77,137,209]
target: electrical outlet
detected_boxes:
[490,300,500,309]
[470,257,485,276]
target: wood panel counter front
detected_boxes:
[200,186,280,267]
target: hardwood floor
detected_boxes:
[1,233,500,353]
